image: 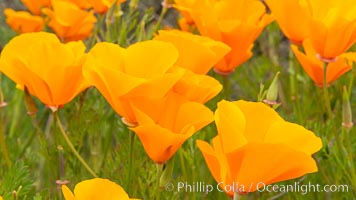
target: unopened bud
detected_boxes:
[263,72,280,105]
[342,86,353,129]
[160,158,174,188]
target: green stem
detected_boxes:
[153,1,169,33]
[343,128,356,191]
[54,112,98,178]
[222,75,231,100]
[288,49,303,123]
[9,90,23,138]
[322,63,332,118]
[155,164,164,200]
[28,113,53,190]
[348,64,354,96]
[125,130,135,193]
[179,149,188,179]
[76,88,88,120]
[0,108,11,168]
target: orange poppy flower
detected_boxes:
[308,0,356,60]
[175,0,273,74]
[42,0,97,42]
[130,92,214,163]
[153,29,231,74]
[291,39,353,86]
[87,0,126,14]
[173,0,196,28]
[0,32,89,109]
[4,9,44,33]
[172,69,222,104]
[264,0,312,45]
[62,178,139,200]
[197,100,322,196]
[83,41,184,123]
[21,0,51,15]
[60,0,92,9]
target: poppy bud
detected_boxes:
[264,71,280,105]
[160,158,174,188]
[342,86,353,129]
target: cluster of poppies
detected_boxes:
[174,0,356,84]
[4,0,125,42]
[0,31,321,199]
[1,0,355,199]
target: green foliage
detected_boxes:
[0,163,34,200]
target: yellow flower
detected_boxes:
[0,32,89,109]
[83,40,183,123]
[130,92,214,163]
[197,100,322,196]
[62,178,139,200]
[42,0,97,42]
[4,9,44,33]
[153,29,231,74]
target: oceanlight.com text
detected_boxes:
[164,181,349,195]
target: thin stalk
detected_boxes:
[347,64,354,96]
[125,130,136,193]
[288,49,303,123]
[344,128,356,191]
[153,1,169,33]
[54,112,98,177]
[179,149,188,179]
[322,63,332,118]
[9,90,23,138]
[222,75,231,100]
[76,88,88,120]
[29,113,53,190]
[0,108,11,168]
[0,73,11,168]
[155,164,164,200]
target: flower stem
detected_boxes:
[343,128,356,191]
[222,74,231,100]
[0,107,11,168]
[288,49,303,123]
[155,164,164,200]
[125,130,135,193]
[179,149,187,179]
[153,0,169,33]
[54,112,98,178]
[322,63,332,118]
